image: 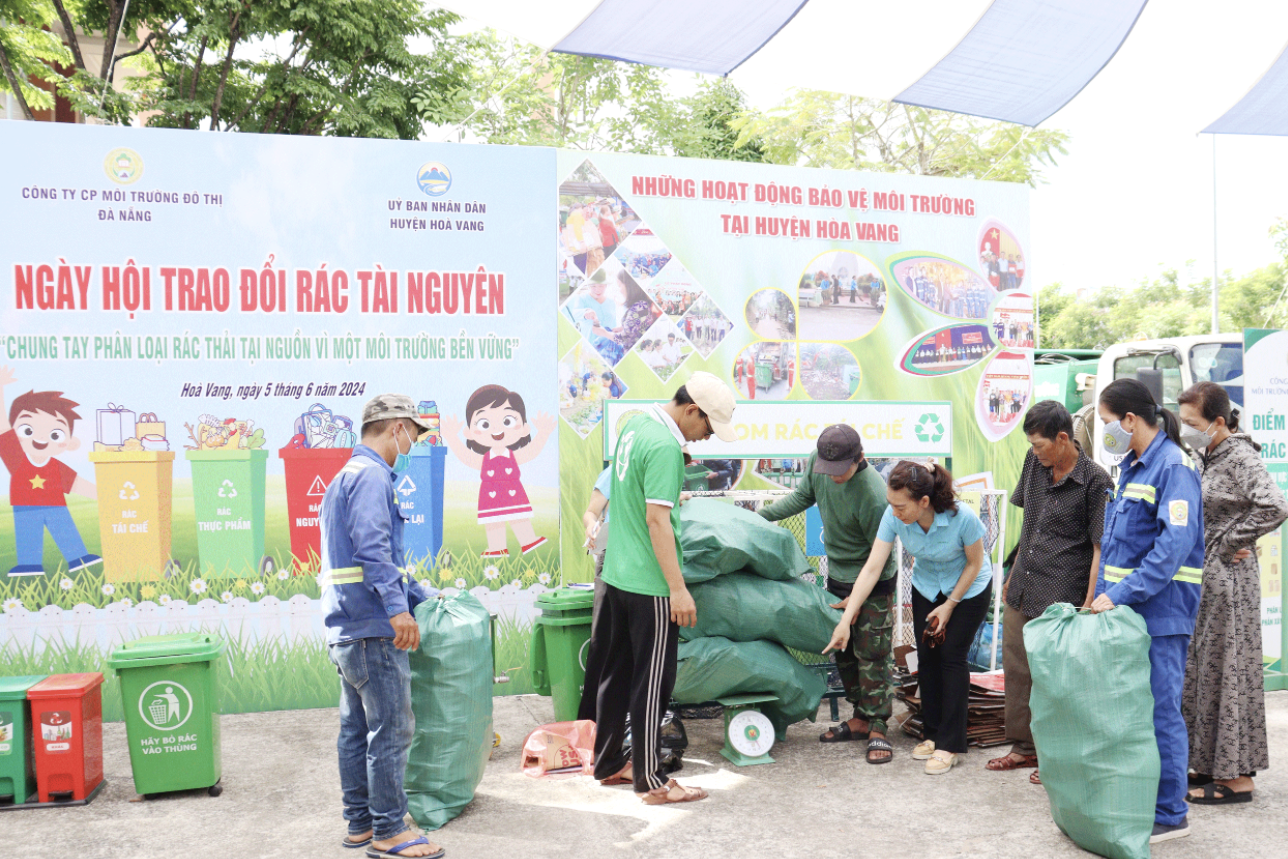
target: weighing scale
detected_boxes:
[716,693,778,766]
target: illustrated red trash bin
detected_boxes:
[27,673,105,804]
[278,446,352,571]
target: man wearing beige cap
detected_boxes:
[321,394,444,859]
[585,371,737,805]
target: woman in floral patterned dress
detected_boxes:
[1178,381,1288,805]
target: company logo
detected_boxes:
[104,148,144,184]
[139,680,194,731]
[616,431,636,480]
[914,413,945,443]
[417,162,451,197]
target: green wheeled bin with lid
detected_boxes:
[0,675,45,807]
[529,586,596,721]
[108,633,226,797]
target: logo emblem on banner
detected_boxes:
[104,148,144,184]
[417,162,451,197]
[915,413,945,443]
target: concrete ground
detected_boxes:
[5,693,1288,859]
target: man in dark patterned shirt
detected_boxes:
[987,400,1114,781]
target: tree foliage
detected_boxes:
[0,0,473,138]
[1038,263,1288,350]
[731,92,1069,186]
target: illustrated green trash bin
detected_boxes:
[0,675,46,806]
[529,587,596,721]
[108,633,226,797]
[187,450,270,578]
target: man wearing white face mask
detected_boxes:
[321,394,444,858]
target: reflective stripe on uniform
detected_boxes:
[1122,482,1157,503]
[339,459,373,476]
[321,566,364,586]
[1104,564,1134,583]
[1175,565,1203,585]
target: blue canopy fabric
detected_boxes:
[892,0,1150,127]
[1203,41,1288,136]
[552,0,810,76]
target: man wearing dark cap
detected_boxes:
[758,424,897,764]
[321,394,443,858]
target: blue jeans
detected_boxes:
[14,505,88,567]
[329,637,415,840]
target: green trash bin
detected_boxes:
[186,449,271,578]
[0,675,45,806]
[107,633,226,797]
[529,586,595,721]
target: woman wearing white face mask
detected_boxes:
[1091,378,1205,843]
[1177,381,1288,806]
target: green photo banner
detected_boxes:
[556,150,1034,582]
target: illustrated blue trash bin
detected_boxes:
[399,445,447,569]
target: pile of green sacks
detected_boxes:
[404,592,494,830]
[671,500,836,734]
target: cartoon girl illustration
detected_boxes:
[442,385,555,558]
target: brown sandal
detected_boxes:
[638,779,708,805]
[1030,769,1042,785]
[986,753,1038,771]
[599,764,633,786]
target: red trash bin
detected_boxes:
[278,446,352,571]
[27,673,105,804]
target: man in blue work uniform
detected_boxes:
[1091,379,1203,845]
[321,393,443,859]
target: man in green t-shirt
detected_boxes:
[586,371,738,804]
[759,424,897,764]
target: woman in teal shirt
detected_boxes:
[826,460,988,774]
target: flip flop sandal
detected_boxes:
[599,765,634,786]
[985,753,1038,771]
[866,737,894,765]
[638,779,708,805]
[343,835,373,849]
[819,722,868,743]
[1187,772,1214,787]
[1029,770,1042,785]
[365,835,446,859]
[1187,782,1253,805]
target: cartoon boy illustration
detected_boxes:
[0,366,100,577]
[442,385,554,558]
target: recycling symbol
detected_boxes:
[118,481,140,501]
[396,475,417,497]
[914,413,945,443]
[218,479,238,498]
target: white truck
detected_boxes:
[1074,334,1244,468]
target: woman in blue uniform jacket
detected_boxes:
[1090,378,1204,844]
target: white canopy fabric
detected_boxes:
[436,0,1288,134]
[1204,41,1288,136]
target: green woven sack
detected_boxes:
[673,636,825,734]
[1025,604,1159,859]
[679,499,812,584]
[405,593,494,830]
[680,573,842,653]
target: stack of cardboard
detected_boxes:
[894,645,1008,748]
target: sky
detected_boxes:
[440,0,1288,304]
[727,1,1288,298]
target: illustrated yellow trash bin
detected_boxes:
[88,452,175,582]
